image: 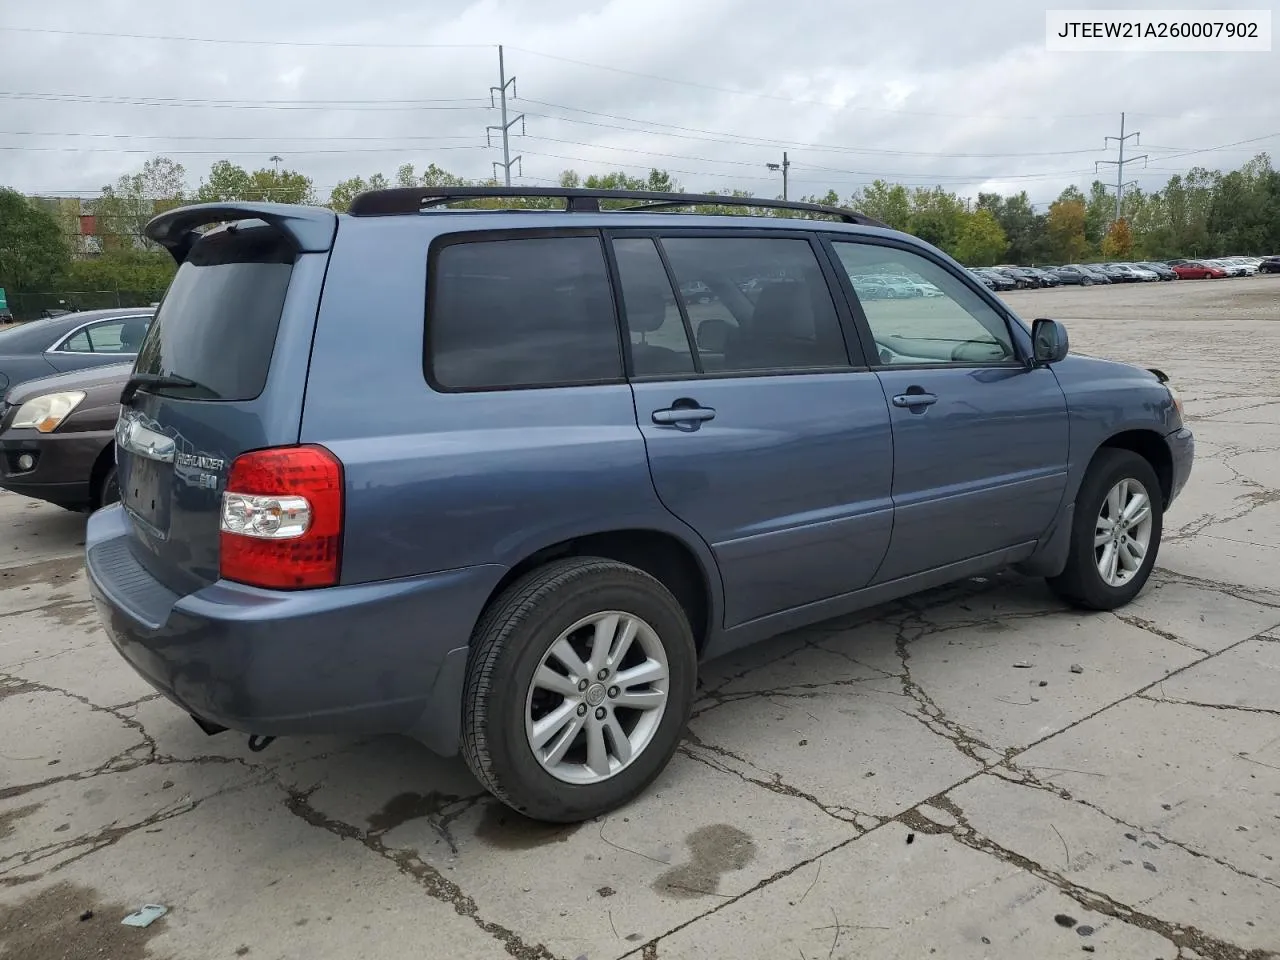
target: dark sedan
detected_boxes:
[1258,256,1280,274]
[1052,265,1107,285]
[0,307,153,396]
[1137,261,1178,280]
[974,268,1016,291]
[0,362,131,510]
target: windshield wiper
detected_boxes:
[120,372,204,405]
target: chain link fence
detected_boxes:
[2,290,166,323]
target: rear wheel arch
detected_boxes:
[477,529,717,657]
[88,441,118,508]
[1095,430,1173,507]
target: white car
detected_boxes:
[1124,264,1161,281]
[1225,257,1259,275]
[1207,259,1248,277]
[885,274,943,297]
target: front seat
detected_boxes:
[118,320,149,353]
[625,285,695,376]
[728,281,837,370]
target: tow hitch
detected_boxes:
[247,735,276,753]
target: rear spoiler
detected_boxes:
[145,202,338,265]
[1147,367,1169,383]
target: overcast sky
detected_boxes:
[0,1,1276,208]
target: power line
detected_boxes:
[0,25,1112,119]
[0,144,491,155]
[0,92,491,111]
[516,99,1107,158]
[0,91,489,105]
[507,48,1115,120]
[0,25,490,49]
[0,130,483,142]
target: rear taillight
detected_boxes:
[219,445,343,589]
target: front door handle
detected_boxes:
[891,392,938,409]
[652,406,716,425]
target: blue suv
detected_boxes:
[87,187,1194,823]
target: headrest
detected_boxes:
[626,285,671,334]
[119,320,149,350]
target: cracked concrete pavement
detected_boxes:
[2,278,1279,959]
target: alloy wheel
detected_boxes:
[1094,478,1154,587]
[524,611,670,785]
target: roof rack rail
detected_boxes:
[346,186,887,227]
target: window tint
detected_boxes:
[659,237,849,373]
[135,225,294,400]
[612,238,696,377]
[58,317,151,354]
[427,236,623,390]
[832,242,1016,366]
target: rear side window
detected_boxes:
[658,237,850,374]
[57,317,151,354]
[134,224,295,401]
[426,236,623,390]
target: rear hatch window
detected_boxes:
[135,224,295,401]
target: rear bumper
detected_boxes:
[85,505,505,752]
[0,427,110,507]
[1167,427,1194,505]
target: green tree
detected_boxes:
[1084,180,1114,251]
[65,249,176,293]
[194,161,314,204]
[953,209,1008,266]
[0,189,69,292]
[396,163,469,188]
[907,186,966,254]
[1045,197,1089,263]
[1101,217,1134,260]
[851,180,911,230]
[89,157,187,251]
[328,172,390,212]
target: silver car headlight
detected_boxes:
[11,391,86,433]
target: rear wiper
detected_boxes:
[120,372,202,406]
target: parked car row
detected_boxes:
[967,256,1278,288]
[0,308,154,510]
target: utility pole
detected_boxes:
[766,152,790,201]
[1095,113,1147,220]
[487,45,525,185]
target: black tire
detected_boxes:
[98,465,120,509]
[461,557,697,823]
[1048,449,1163,611]
[1082,277,1093,286]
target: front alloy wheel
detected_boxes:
[1093,478,1153,587]
[1048,448,1164,610]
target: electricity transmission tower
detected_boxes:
[766,152,790,201]
[487,46,525,185]
[1095,113,1147,220]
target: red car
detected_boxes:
[1172,261,1226,279]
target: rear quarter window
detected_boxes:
[425,235,623,391]
[135,224,296,401]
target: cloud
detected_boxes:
[0,0,1275,205]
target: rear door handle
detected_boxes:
[891,392,938,409]
[652,406,716,425]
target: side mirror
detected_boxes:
[1031,318,1069,365]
